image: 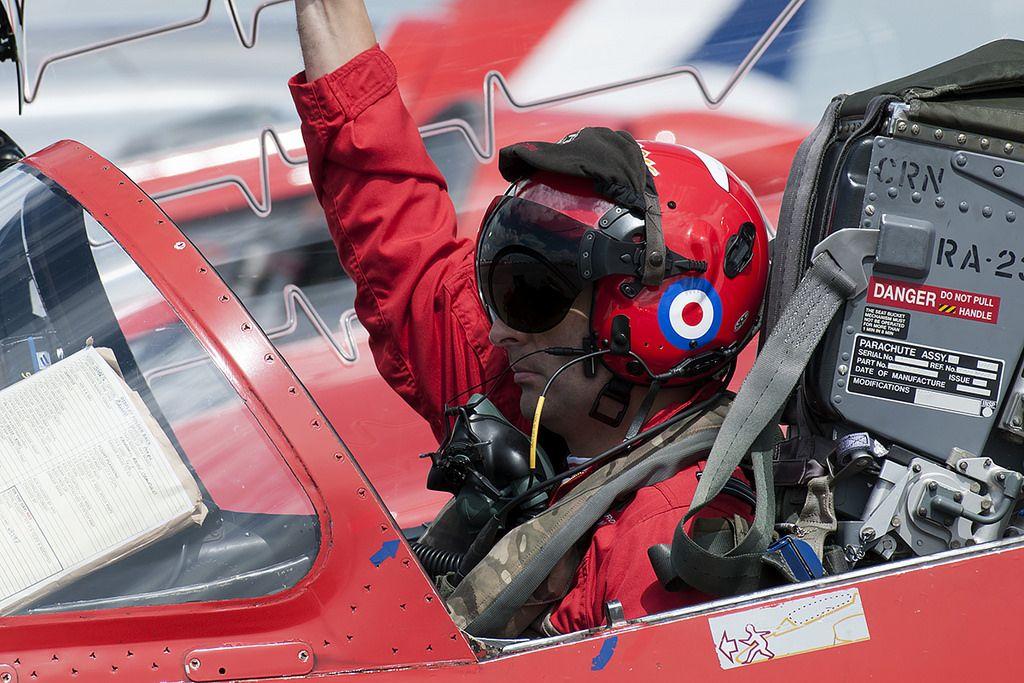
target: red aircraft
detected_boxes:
[0,131,1016,682]
[1,1,1021,681]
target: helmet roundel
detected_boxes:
[476,139,770,386]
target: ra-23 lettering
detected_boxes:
[935,237,1024,282]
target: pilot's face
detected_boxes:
[487,287,614,440]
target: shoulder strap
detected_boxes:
[659,244,868,595]
[446,402,728,637]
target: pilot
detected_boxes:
[291,0,770,635]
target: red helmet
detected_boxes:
[475,140,770,386]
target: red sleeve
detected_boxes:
[289,46,520,438]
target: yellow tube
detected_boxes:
[529,395,545,471]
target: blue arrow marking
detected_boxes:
[370,539,400,567]
[591,636,618,671]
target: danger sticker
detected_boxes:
[847,335,1002,418]
[708,589,869,669]
[867,277,1000,324]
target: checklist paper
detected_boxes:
[0,346,206,613]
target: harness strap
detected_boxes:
[446,402,728,637]
[661,252,859,595]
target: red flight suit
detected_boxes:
[289,45,749,634]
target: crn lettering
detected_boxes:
[937,237,958,267]
[874,157,895,185]
[899,160,920,189]
[922,165,944,194]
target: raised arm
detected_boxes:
[294,0,376,81]
[289,1,520,438]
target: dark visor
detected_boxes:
[475,196,591,333]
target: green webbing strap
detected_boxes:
[665,252,859,596]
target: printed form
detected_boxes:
[0,346,205,613]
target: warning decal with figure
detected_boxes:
[708,589,870,669]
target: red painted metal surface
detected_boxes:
[2,141,474,679]
[184,642,313,681]
[2,141,1024,683]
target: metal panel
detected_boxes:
[829,134,1024,464]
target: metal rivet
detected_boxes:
[887,187,898,198]
[935,196,945,208]
[833,395,843,404]
[862,219,872,228]
[994,165,1005,177]
[950,540,961,549]
[189,659,201,669]
[667,200,677,209]
[959,201,969,213]
[911,192,922,203]
[846,326,855,334]
[918,507,928,516]
[841,352,850,361]
[867,192,877,201]
[837,379,845,387]
[1006,142,1015,154]
[838,364,848,375]
[311,419,321,429]
[954,154,967,167]
[173,241,186,250]
[957,133,967,144]
[241,322,251,331]
[877,138,886,148]
[219,294,229,302]
[981,137,990,149]
[983,206,993,218]
[197,266,207,274]
[1008,211,1017,223]
[264,353,275,363]
[934,129,944,140]
[891,516,901,527]
[357,488,366,497]
[864,205,875,216]
[583,270,591,278]
[911,124,920,135]
[298,650,309,662]
[896,120,908,132]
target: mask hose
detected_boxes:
[528,350,610,469]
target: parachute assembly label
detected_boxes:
[847,335,1002,418]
